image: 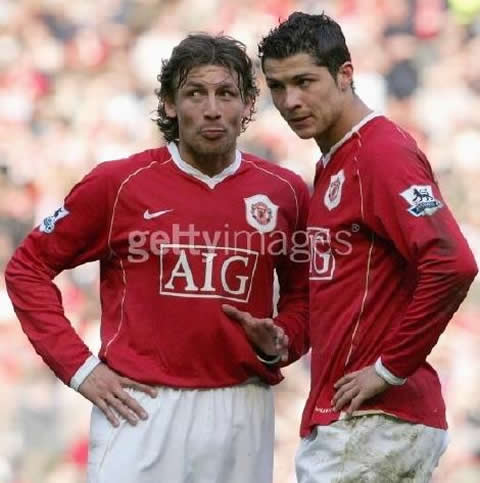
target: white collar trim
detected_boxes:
[167,142,242,189]
[322,111,382,167]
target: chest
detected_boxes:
[105,170,295,301]
[307,158,372,281]
[309,159,362,231]
[110,171,293,248]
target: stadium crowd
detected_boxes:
[1,0,479,481]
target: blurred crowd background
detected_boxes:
[1,0,480,481]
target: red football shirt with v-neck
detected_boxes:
[6,143,310,389]
[302,113,477,436]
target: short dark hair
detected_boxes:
[154,33,259,143]
[258,12,352,81]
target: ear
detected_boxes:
[337,62,354,92]
[164,97,177,118]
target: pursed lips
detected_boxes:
[200,126,226,133]
[288,114,312,123]
[199,126,227,139]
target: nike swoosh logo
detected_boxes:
[144,209,174,219]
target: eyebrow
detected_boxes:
[266,72,316,83]
[182,80,238,89]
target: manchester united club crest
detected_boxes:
[324,169,345,211]
[244,194,278,233]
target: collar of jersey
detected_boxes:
[321,111,382,168]
[167,142,242,189]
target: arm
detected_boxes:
[223,176,310,365]
[5,166,111,385]
[5,163,156,426]
[333,138,477,414]
[367,145,477,379]
[273,177,310,363]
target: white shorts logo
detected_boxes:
[324,169,345,211]
[400,185,443,217]
[39,206,70,233]
[244,194,278,233]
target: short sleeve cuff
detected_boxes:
[70,355,101,391]
[374,357,407,386]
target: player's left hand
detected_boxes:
[332,365,390,416]
[222,304,289,362]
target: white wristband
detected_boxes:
[70,355,101,390]
[374,357,407,386]
[256,353,281,365]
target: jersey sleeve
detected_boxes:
[274,176,311,364]
[5,163,113,385]
[362,139,477,379]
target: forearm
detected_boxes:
[275,306,310,364]
[381,259,477,378]
[6,250,94,385]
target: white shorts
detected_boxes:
[295,414,448,483]
[87,380,274,483]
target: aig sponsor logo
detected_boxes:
[159,244,259,303]
[308,227,335,280]
[308,226,355,280]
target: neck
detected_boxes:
[177,143,236,177]
[316,95,372,155]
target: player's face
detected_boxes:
[263,53,351,146]
[165,64,251,161]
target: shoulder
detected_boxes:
[91,147,171,183]
[241,152,309,194]
[360,117,419,161]
[83,147,171,189]
[358,117,430,178]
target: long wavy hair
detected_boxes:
[154,33,259,143]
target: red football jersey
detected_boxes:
[302,114,477,436]
[6,145,310,388]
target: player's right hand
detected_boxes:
[222,304,289,362]
[78,363,158,427]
